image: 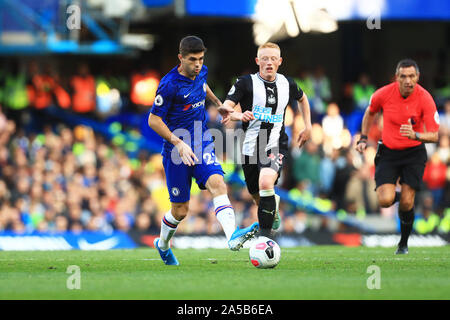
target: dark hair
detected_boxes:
[179,36,207,57]
[396,59,420,74]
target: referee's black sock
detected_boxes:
[257,190,276,238]
[398,208,415,247]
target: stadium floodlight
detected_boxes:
[120,34,155,50]
[252,0,338,45]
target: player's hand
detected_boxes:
[218,104,234,119]
[175,140,198,166]
[221,111,255,125]
[356,134,368,153]
[356,140,367,153]
[297,126,311,148]
[399,119,415,140]
[241,111,255,122]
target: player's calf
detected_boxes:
[398,207,415,249]
[257,189,276,238]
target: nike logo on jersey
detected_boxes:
[184,93,191,98]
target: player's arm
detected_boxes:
[148,113,198,166]
[221,100,254,124]
[399,92,439,143]
[399,119,439,143]
[356,89,383,153]
[221,77,254,124]
[205,84,222,108]
[296,93,312,148]
[356,107,377,153]
[205,84,234,120]
[411,128,438,143]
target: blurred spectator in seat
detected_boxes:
[130,67,159,113]
[2,66,29,126]
[330,149,356,210]
[434,80,450,108]
[114,213,132,232]
[319,148,339,197]
[96,72,122,119]
[55,215,69,232]
[292,210,308,233]
[70,63,96,115]
[414,194,440,234]
[345,155,378,216]
[352,73,375,111]
[135,212,152,232]
[281,210,307,234]
[51,69,71,110]
[322,102,344,149]
[293,141,321,196]
[70,221,83,233]
[436,135,450,164]
[27,62,55,110]
[438,208,450,234]
[423,152,447,210]
[346,73,376,136]
[439,100,450,136]
[294,69,315,110]
[310,66,331,123]
[26,62,61,132]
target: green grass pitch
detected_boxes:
[0,246,449,300]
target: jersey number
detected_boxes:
[203,152,220,165]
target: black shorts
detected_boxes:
[374,141,427,191]
[241,150,286,195]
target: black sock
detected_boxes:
[398,208,414,247]
[392,191,401,206]
[257,195,276,238]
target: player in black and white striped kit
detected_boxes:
[222,42,312,238]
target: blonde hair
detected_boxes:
[257,42,281,57]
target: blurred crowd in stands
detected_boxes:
[0,61,449,235]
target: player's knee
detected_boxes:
[206,175,227,197]
[378,194,395,208]
[211,182,227,197]
[171,202,189,220]
[259,177,275,191]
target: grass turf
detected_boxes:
[0,246,449,300]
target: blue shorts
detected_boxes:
[163,146,224,203]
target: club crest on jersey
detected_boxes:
[268,94,276,104]
[155,95,163,106]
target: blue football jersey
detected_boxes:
[150,65,213,158]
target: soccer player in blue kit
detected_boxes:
[148,36,259,265]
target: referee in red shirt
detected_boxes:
[356,59,440,254]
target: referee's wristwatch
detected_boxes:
[357,134,368,145]
[415,131,420,141]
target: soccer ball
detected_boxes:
[249,237,281,269]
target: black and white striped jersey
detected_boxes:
[226,73,303,157]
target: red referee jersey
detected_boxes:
[369,82,440,150]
